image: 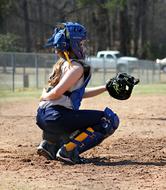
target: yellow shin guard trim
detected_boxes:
[65,127,94,151]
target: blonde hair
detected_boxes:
[48,58,64,87]
[48,51,75,87]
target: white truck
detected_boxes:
[156,58,166,72]
[86,50,139,73]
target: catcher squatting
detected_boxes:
[36,22,139,164]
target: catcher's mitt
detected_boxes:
[106,73,139,100]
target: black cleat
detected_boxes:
[56,146,83,164]
[37,140,58,160]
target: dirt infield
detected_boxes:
[0,94,166,190]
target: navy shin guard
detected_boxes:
[70,128,104,154]
[60,107,119,156]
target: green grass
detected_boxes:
[0,84,166,102]
[133,83,166,95]
[0,88,41,102]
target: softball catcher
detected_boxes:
[36,22,139,164]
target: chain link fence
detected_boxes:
[0,52,165,91]
[0,52,55,91]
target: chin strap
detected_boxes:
[64,51,72,65]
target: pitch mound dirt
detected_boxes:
[0,94,166,190]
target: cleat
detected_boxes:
[37,148,53,160]
[37,140,58,160]
[56,146,82,164]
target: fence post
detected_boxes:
[23,55,29,88]
[35,53,39,89]
[23,74,29,88]
[11,53,15,92]
[146,61,149,84]
[158,64,161,82]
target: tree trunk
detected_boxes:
[140,0,148,58]
[95,5,110,51]
[22,0,31,52]
[119,2,131,55]
[37,0,44,48]
[133,1,141,56]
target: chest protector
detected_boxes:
[64,61,91,110]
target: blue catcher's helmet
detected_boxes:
[45,22,87,59]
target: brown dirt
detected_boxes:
[0,94,166,190]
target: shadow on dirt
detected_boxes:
[129,117,166,121]
[150,117,166,121]
[84,157,166,167]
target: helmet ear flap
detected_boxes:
[70,40,85,59]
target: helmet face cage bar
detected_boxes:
[45,22,87,59]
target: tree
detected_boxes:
[0,0,13,33]
[119,0,131,55]
[0,33,21,51]
[22,0,31,52]
[140,0,149,58]
[0,0,165,59]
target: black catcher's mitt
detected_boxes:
[106,73,139,100]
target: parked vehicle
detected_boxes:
[156,58,166,72]
[86,50,139,72]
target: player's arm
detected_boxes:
[83,85,106,98]
[41,64,83,101]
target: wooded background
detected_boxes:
[0,0,165,59]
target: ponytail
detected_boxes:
[48,57,64,87]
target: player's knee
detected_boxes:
[104,107,119,130]
[99,107,120,137]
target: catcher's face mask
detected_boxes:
[45,22,87,60]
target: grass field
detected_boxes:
[0,84,166,101]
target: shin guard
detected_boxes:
[63,107,119,155]
[64,127,105,154]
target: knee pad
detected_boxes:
[99,107,119,137]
